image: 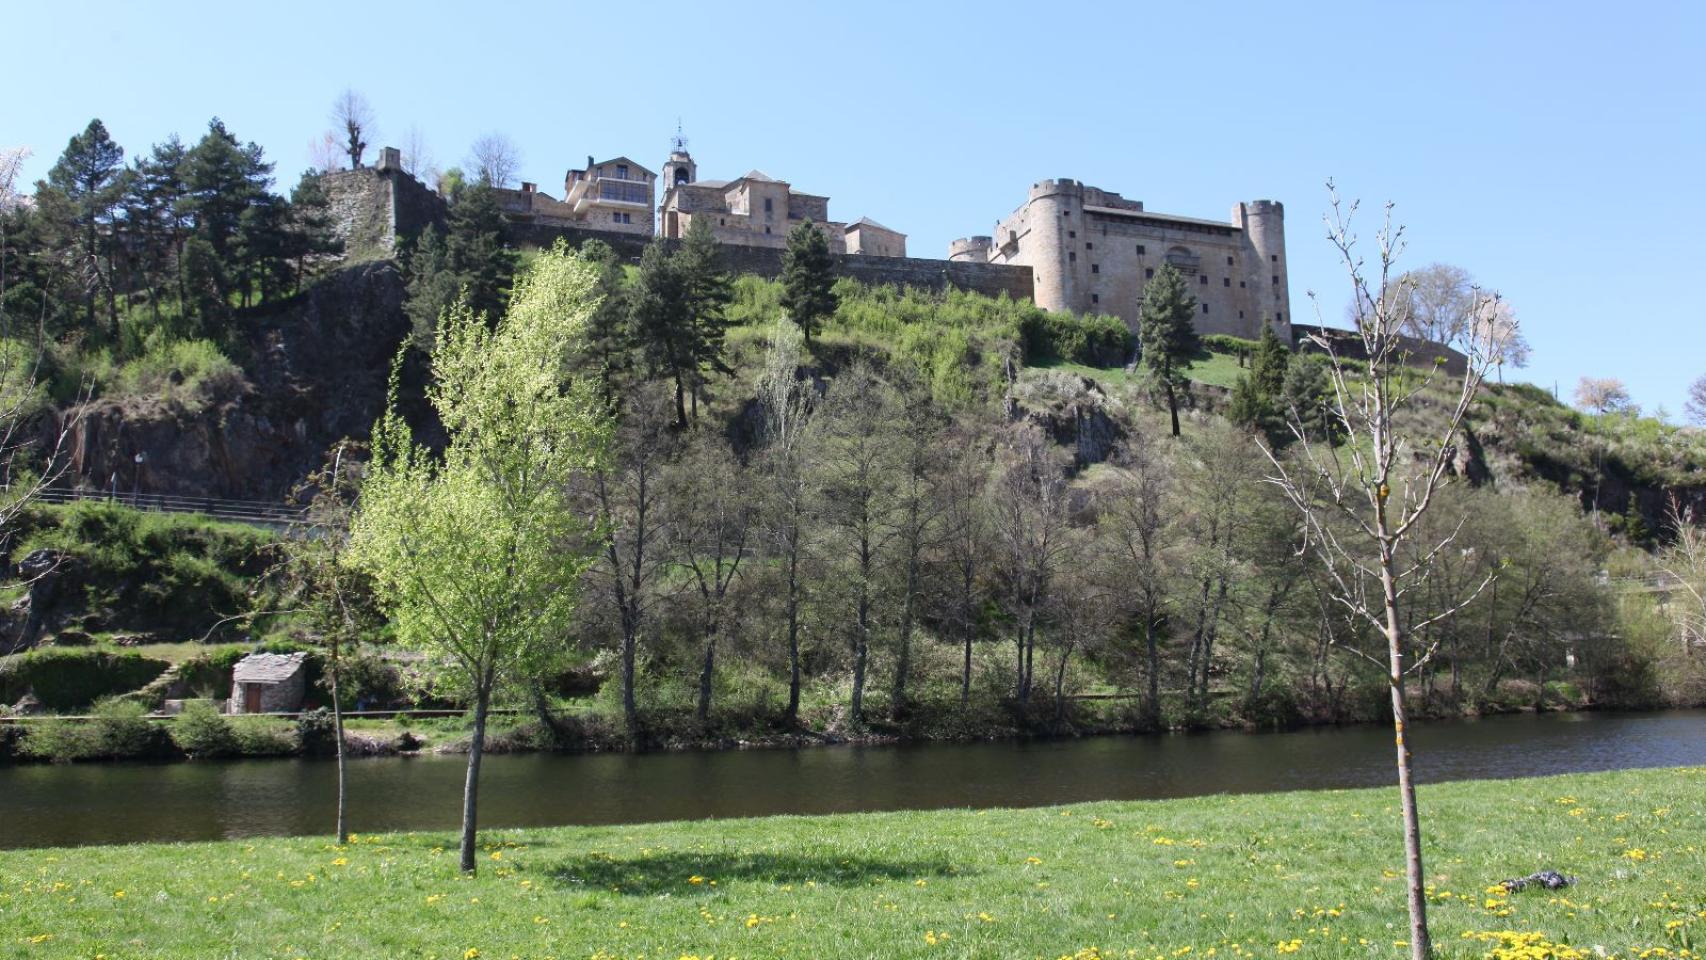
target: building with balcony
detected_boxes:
[563,156,656,236]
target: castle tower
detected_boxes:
[1024,179,1087,314]
[948,236,993,262]
[1236,200,1291,341]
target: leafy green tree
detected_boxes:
[39,119,126,339]
[1137,263,1198,437]
[346,242,610,875]
[780,220,838,343]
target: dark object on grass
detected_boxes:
[1500,870,1576,892]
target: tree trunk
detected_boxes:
[961,594,974,708]
[330,639,349,845]
[621,619,639,743]
[785,544,802,725]
[696,623,717,724]
[459,681,492,875]
[891,550,919,720]
[1145,616,1161,727]
[1166,382,1181,437]
[1382,546,1431,960]
[1053,644,1073,724]
[673,374,688,429]
[851,575,869,725]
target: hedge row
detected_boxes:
[0,648,171,711]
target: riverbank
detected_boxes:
[0,674,1642,767]
[3,767,1701,959]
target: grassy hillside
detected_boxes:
[1,767,1700,958]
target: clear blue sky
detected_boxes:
[8,1,1703,416]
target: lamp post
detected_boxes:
[132,452,146,509]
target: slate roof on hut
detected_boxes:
[232,652,307,684]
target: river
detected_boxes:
[2,709,1702,850]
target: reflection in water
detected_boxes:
[2,709,1701,850]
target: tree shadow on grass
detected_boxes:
[546,850,970,896]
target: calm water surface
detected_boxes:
[2,709,1702,850]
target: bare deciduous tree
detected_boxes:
[989,423,1074,706]
[1097,432,1173,727]
[939,426,993,706]
[0,147,29,210]
[1684,375,1706,427]
[756,320,816,724]
[1574,376,1636,416]
[468,133,521,189]
[331,89,375,169]
[586,387,677,743]
[1659,497,1705,655]
[1261,184,1515,960]
[667,429,754,724]
[399,125,435,180]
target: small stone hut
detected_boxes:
[229,652,308,714]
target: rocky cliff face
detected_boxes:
[60,261,410,501]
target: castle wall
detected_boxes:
[319,167,446,254]
[500,222,1032,301]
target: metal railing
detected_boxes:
[28,486,306,527]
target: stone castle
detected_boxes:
[332,145,1291,343]
[951,180,1290,342]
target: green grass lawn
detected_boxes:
[2,768,1701,959]
[1029,349,1250,392]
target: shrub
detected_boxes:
[1019,310,1133,367]
[296,707,338,756]
[21,698,168,761]
[109,335,246,411]
[172,700,238,758]
[231,716,297,756]
[13,501,275,638]
[0,648,171,712]
[176,646,250,699]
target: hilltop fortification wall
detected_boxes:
[505,222,1035,302]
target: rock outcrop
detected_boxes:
[58,261,410,501]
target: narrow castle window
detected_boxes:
[1136,244,1146,255]
[1277,312,1284,322]
[1085,241,1093,249]
[1069,252,1076,262]
[1271,254,1278,262]
[1226,256,1234,266]
[1091,294,1099,304]
[1202,303,1210,313]
[1240,280,1246,288]
[1239,310,1245,319]
[1091,264,1099,274]
[1223,277,1230,287]
[1199,275,1208,285]
[1272,275,1279,284]
[1069,230,1076,238]
[1145,268,1155,279]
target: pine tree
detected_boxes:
[573,239,633,409]
[124,136,189,326]
[628,240,694,427]
[780,220,837,343]
[676,217,733,420]
[40,119,126,339]
[1252,323,1291,397]
[1137,263,1198,437]
[441,184,514,323]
